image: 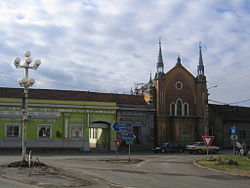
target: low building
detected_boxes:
[209,104,250,148]
[0,87,155,151]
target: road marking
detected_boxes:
[136,160,148,168]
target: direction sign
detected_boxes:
[112,122,135,141]
[112,122,132,131]
[116,132,136,141]
[126,140,133,145]
[202,136,215,147]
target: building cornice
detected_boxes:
[0,102,119,110]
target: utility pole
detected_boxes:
[13,51,41,162]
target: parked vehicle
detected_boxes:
[186,142,220,154]
[152,142,186,153]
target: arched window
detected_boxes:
[184,103,189,116]
[170,102,175,116]
[176,99,182,115]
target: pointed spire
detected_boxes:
[199,42,203,65]
[197,41,204,76]
[157,37,164,74]
[130,87,133,95]
[149,72,153,86]
[176,54,182,65]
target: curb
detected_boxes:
[193,160,250,179]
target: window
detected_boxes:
[239,130,246,139]
[175,81,183,89]
[177,100,182,115]
[90,128,97,139]
[170,102,175,116]
[6,124,20,138]
[38,125,51,139]
[184,103,189,116]
[182,127,189,135]
[71,125,82,139]
[170,100,189,116]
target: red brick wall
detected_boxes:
[164,72,195,115]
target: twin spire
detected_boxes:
[156,40,205,76]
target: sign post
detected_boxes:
[230,125,238,155]
[202,136,215,155]
[114,140,122,160]
[112,122,136,161]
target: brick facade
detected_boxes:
[151,59,207,145]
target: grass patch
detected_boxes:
[197,155,250,176]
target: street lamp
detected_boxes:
[203,85,218,136]
[13,50,41,162]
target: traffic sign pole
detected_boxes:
[128,143,131,162]
[112,122,136,161]
[114,140,122,160]
[230,126,238,155]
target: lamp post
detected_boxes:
[203,85,218,136]
[13,51,41,162]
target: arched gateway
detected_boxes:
[89,121,111,151]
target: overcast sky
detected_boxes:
[0,0,250,106]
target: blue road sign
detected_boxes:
[112,122,132,131]
[230,126,237,134]
[112,122,135,141]
[116,132,136,141]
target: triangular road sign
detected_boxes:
[202,136,215,147]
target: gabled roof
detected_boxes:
[165,63,195,80]
[0,87,147,105]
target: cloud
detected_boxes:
[0,0,250,106]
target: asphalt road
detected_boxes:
[0,151,249,188]
[40,152,250,188]
[0,176,38,188]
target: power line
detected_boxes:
[208,99,228,105]
[228,98,250,105]
[209,98,250,105]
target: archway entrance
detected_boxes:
[89,121,110,151]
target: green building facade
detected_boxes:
[0,97,117,151]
